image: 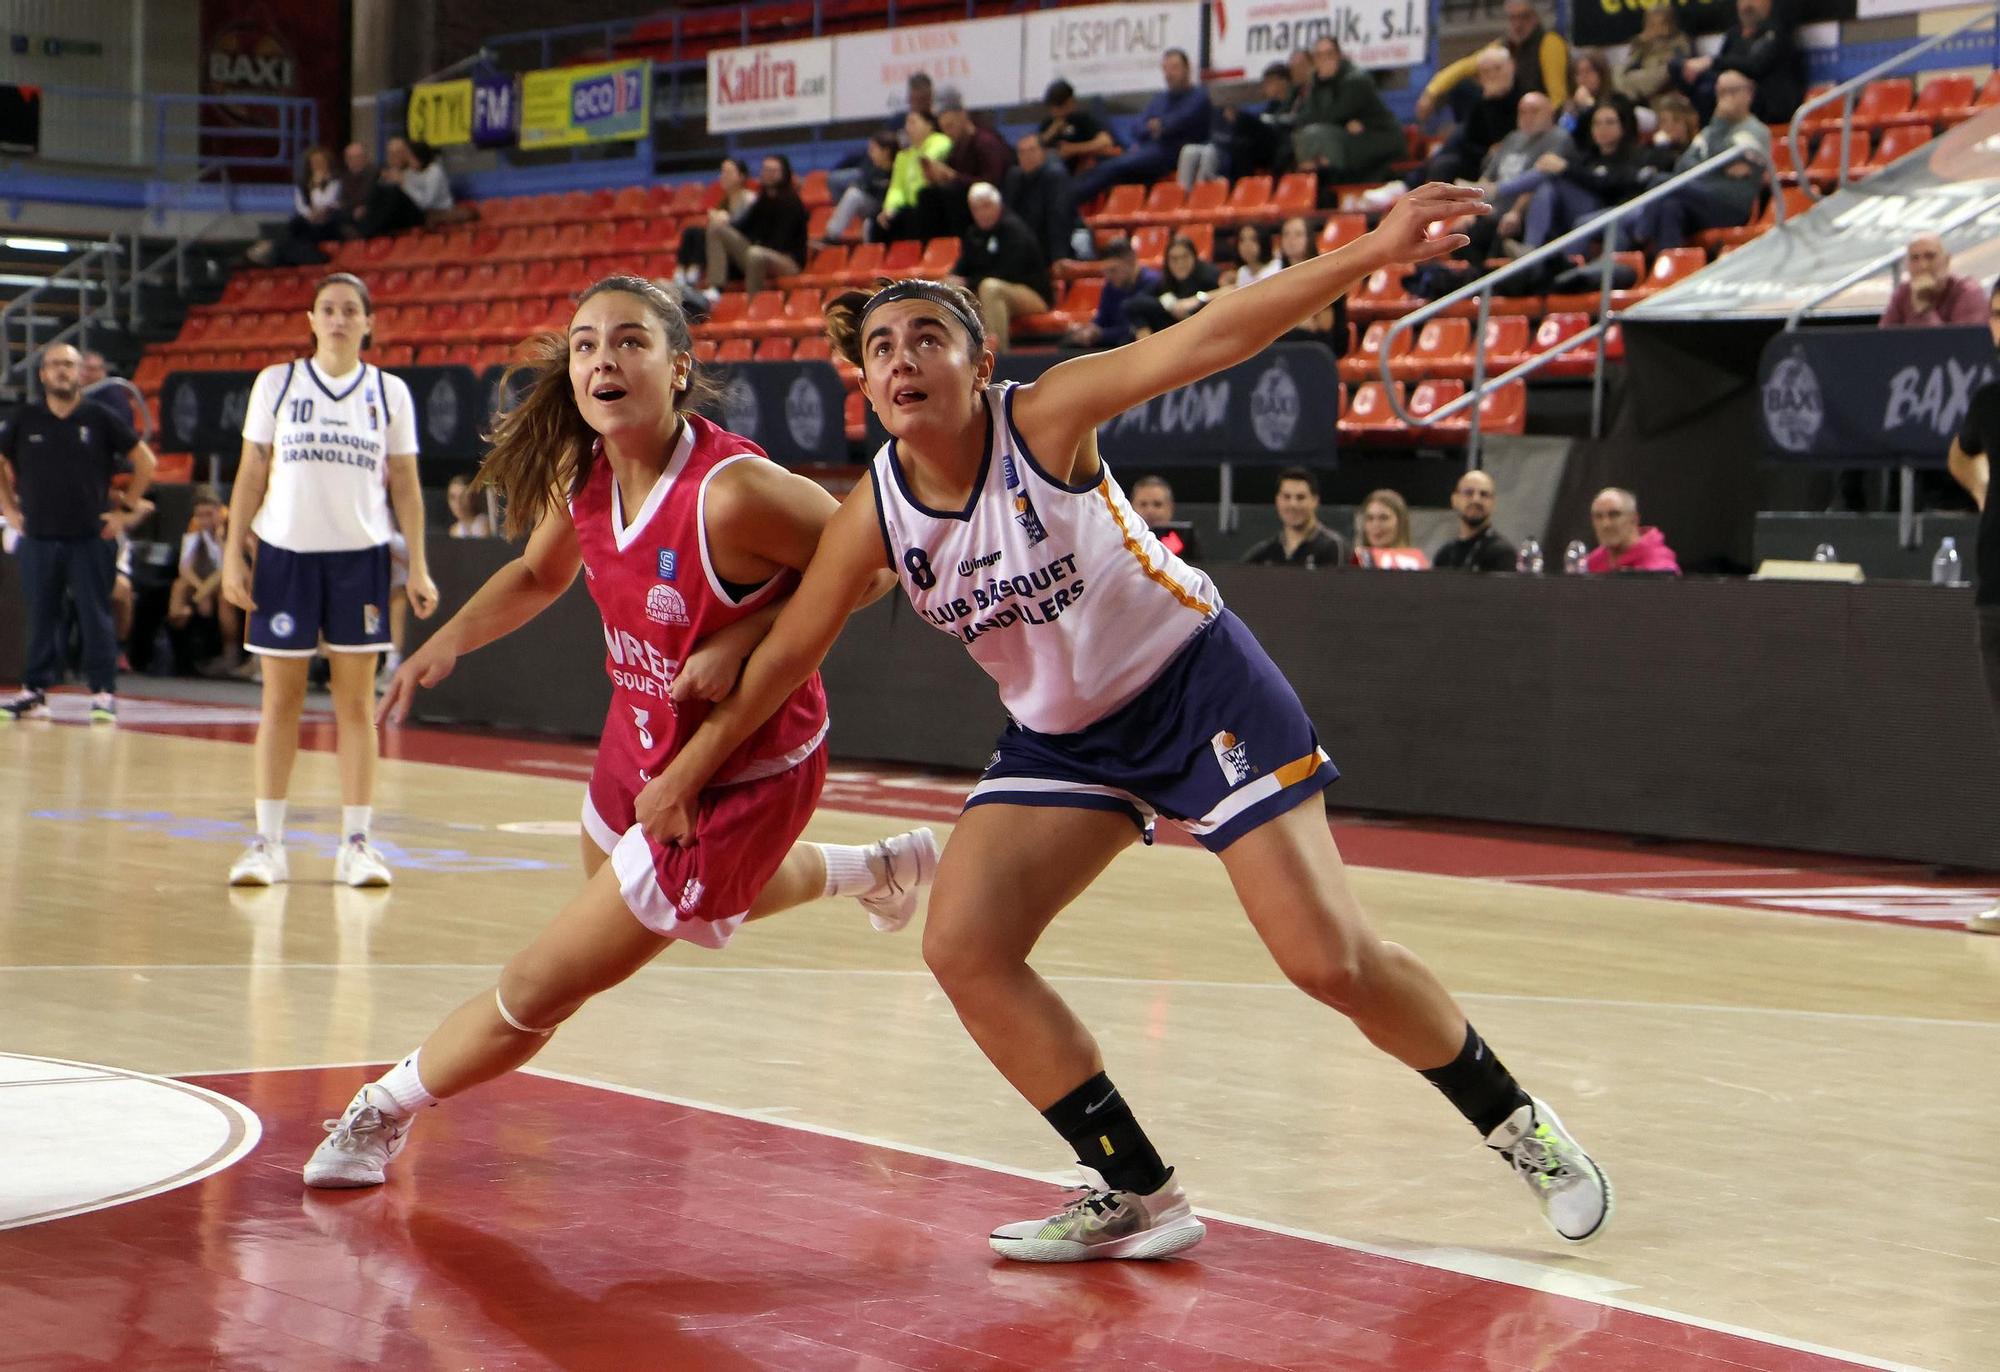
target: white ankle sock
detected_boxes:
[815,842,878,898]
[374,1051,435,1116]
[254,799,287,844]
[342,805,372,842]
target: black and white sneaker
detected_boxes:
[0,688,49,721]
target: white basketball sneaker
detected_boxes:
[1966,904,2000,935]
[989,1166,1206,1262]
[857,827,939,933]
[1487,1098,1613,1244]
[304,1083,412,1189]
[228,836,289,886]
[334,836,393,888]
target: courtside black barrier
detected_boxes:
[1760,326,1996,465]
[862,343,1340,465]
[399,541,2000,869]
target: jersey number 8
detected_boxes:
[904,548,936,591]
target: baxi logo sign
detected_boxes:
[707,38,834,133]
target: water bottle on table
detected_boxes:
[1516,538,1544,574]
[1563,540,1587,574]
[1932,537,1962,586]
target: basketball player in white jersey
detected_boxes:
[641,183,1614,1259]
[222,273,438,887]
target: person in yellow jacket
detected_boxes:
[876,109,955,241]
[1417,0,1569,123]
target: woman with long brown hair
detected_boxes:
[1352,488,1430,569]
[302,274,937,1189]
[637,185,1614,1260]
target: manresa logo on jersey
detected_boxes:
[1763,350,1824,454]
[645,582,690,627]
[720,375,760,441]
[170,382,200,444]
[1250,359,1301,451]
[426,376,459,446]
[784,374,824,452]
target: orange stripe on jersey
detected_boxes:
[1273,752,1324,788]
[1094,479,1215,617]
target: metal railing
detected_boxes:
[1784,186,2000,330]
[1380,143,1778,463]
[1788,5,2000,197]
[18,86,317,174]
[0,242,127,399]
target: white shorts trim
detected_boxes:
[322,641,393,654]
[1183,748,1333,836]
[246,645,318,659]
[580,791,622,857]
[608,827,747,949]
[965,775,1158,824]
[717,718,829,787]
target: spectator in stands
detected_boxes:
[1616,6,1691,109]
[878,110,953,242]
[914,91,1015,240]
[1419,48,1521,186]
[1585,487,1681,574]
[1881,234,1988,327]
[1184,61,1299,184]
[1353,490,1430,568]
[1645,93,1700,178]
[948,183,1051,353]
[0,342,157,721]
[1130,475,1202,561]
[1226,224,1280,287]
[1039,79,1117,172]
[1417,0,1569,125]
[1458,92,1573,259]
[1272,216,1348,353]
[356,137,454,238]
[1560,52,1630,145]
[167,486,232,674]
[78,350,141,434]
[706,154,808,297]
[1064,237,1157,349]
[337,142,377,240]
[1292,37,1405,185]
[1633,73,1769,249]
[1676,0,1803,125]
[1432,469,1518,571]
[896,72,935,130]
[1071,50,1213,206]
[1241,467,1345,567]
[678,157,755,288]
[1946,279,2000,934]
[1003,134,1079,266]
[250,145,343,266]
[1521,102,1647,251]
[446,474,492,539]
[1122,234,1222,339]
[821,134,898,248]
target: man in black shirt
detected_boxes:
[951,184,1051,353]
[705,153,808,296]
[0,342,157,721]
[1946,278,2000,935]
[1002,134,1079,267]
[1432,469,1519,571]
[1130,474,1203,562]
[1039,80,1116,172]
[1241,467,1345,567]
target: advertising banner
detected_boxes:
[1759,326,1995,464]
[1022,3,1205,99]
[1207,0,1429,75]
[199,0,351,177]
[407,78,473,146]
[1575,0,1851,47]
[707,37,835,134]
[831,16,1024,121]
[521,59,650,148]
[471,67,519,147]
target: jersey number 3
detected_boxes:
[904,548,937,590]
[631,706,655,751]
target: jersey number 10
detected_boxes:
[287,399,316,425]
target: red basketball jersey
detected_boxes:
[568,415,828,787]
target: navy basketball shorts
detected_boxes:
[965,610,1340,853]
[247,542,392,657]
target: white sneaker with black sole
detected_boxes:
[989,1166,1206,1262]
[303,1083,412,1188]
[856,827,939,932]
[1487,1098,1613,1244]
[229,836,289,886]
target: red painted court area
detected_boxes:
[119,698,1998,932]
[0,1067,1875,1372]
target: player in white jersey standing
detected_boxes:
[640,183,1614,1259]
[221,273,439,887]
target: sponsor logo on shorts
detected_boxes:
[270,612,296,638]
[1211,730,1255,787]
[363,604,381,635]
[657,549,677,581]
[645,583,689,627]
[678,877,704,913]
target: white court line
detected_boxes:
[1492,865,1908,883]
[8,963,1998,1030]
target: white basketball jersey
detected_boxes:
[871,382,1221,735]
[242,359,417,552]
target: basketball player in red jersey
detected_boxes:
[303,275,936,1188]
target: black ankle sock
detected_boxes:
[1419,1024,1532,1138]
[1040,1072,1171,1196]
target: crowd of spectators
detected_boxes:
[250,138,467,268]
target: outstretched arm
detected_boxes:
[1011,183,1487,480]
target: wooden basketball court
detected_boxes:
[2,697,1994,1370]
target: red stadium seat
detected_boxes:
[838,242,888,285]
[1389,317,1471,382]
[754,336,795,362]
[1918,73,1978,126]
[795,245,851,287]
[1336,381,1407,443]
[1861,122,1931,172]
[794,335,833,362]
[1317,213,1367,252]
[1215,175,1273,224]
[1481,315,1532,373]
[1407,379,1468,441]
[1175,179,1230,223]
[916,237,959,278]
[1531,312,1596,379]
[1271,172,1317,215]
[1131,226,1169,269]
[1340,319,1411,383]
[1130,181,1187,226]
[1429,381,1526,437]
[1085,183,1146,228]
[1346,265,1420,323]
[716,337,754,363]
